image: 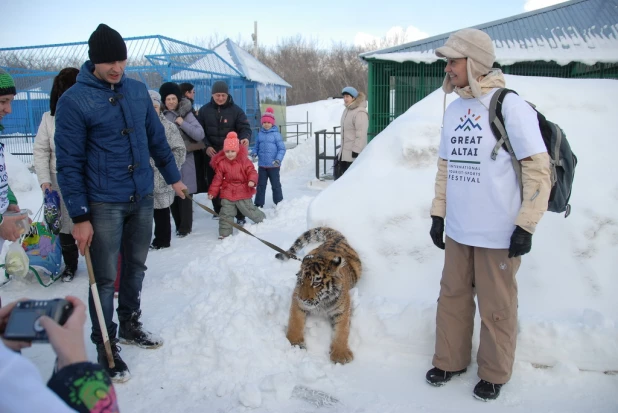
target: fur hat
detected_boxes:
[148,90,161,107]
[212,80,229,95]
[261,107,275,124]
[88,24,127,64]
[0,68,16,96]
[341,86,358,98]
[223,131,240,152]
[159,82,181,108]
[435,28,495,98]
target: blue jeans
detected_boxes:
[254,167,283,207]
[88,195,153,344]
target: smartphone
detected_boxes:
[3,299,73,342]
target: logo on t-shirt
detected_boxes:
[455,109,482,132]
[447,109,483,184]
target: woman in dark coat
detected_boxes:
[159,82,205,237]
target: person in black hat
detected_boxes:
[54,23,188,383]
[196,80,252,225]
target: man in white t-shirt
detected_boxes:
[426,29,552,401]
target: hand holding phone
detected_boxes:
[3,299,73,342]
[0,300,32,351]
[2,297,88,370]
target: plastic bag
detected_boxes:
[5,241,29,277]
[22,222,62,276]
[44,189,61,235]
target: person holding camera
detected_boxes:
[0,296,119,412]
[0,68,28,244]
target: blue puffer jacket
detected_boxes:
[55,61,181,222]
[253,125,286,168]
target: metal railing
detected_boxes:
[0,135,35,165]
[2,114,315,167]
[315,126,340,180]
[285,112,312,146]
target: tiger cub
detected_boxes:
[276,227,361,364]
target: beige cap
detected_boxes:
[435,28,495,68]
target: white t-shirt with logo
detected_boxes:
[438,88,546,249]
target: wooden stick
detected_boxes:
[85,248,115,369]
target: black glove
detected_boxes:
[352,151,359,159]
[508,226,532,258]
[429,216,445,250]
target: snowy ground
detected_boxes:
[1,76,617,412]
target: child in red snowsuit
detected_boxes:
[208,132,266,238]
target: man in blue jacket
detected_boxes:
[55,23,187,383]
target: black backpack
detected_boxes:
[488,88,577,218]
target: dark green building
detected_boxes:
[360,0,618,140]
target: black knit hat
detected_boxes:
[211,80,229,95]
[0,68,16,96]
[88,24,128,64]
[159,82,182,107]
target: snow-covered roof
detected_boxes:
[360,0,618,66]
[213,39,291,87]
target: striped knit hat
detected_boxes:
[0,68,16,96]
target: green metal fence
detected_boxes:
[367,60,618,140]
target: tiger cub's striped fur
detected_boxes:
[276,227,361,364]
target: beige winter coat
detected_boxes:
[339,93,369,162]
[33,111,74,234]
[33,112,56,185]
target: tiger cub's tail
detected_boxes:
[275,227,343,261]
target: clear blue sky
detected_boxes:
[1,0,562,49]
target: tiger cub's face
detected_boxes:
[296,252,343,309]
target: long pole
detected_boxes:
[253,21,258,57]
[85,248,115,369]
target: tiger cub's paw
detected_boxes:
[330,346,354,364]
[275,252,290,261]
[286,333,306,349]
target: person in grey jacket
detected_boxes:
[159,82,205,237]
[148,90,186,250]
[33,67,80,282]
[336,86,368,180]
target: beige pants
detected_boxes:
[432,236,521,384]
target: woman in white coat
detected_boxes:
[33,67,79,282]
[336,86,368,180]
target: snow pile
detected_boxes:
[5,152,37,193]
[2,75,617,412]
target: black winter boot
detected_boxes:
[59,233,79,282]
[473,380,503,401]
[426,367,467,386]
[60,266,76,282]
[97,340,130,383]
[119,311,163,349]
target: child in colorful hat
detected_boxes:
[208,132,266,239]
